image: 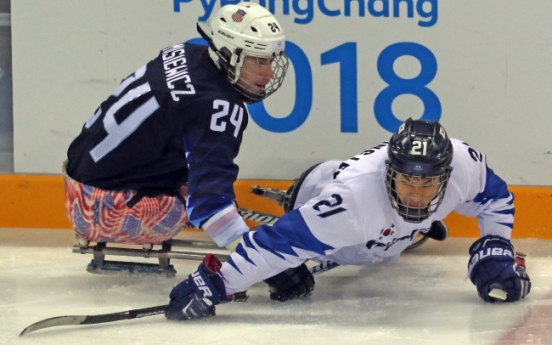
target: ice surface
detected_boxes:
[1,228,551,345]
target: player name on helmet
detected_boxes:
[192,270,213,297]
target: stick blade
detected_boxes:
[488,288,507,301]
[19,315,87,336]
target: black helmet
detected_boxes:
[385,118,453,223]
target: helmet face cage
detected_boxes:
[385,165,452,223]
[385,118,454,223]
[229,52,289,103]
[206,3,289,103]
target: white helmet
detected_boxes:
[198,3,289,103]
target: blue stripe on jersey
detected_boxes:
[235,242,257,266]
[226,256,243,275]
[498,222,514,229]
[251,209,334,258]
[493,208,515,215]
[472,166,512,204]
[182,121,241,227]
[254,231,285,260]
[242,231,257,250]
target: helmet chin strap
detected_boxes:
[237,87,266,104]
[197,23,218,54]
[198,22,239,79]
[228,49,244,84]
[386,171,441,223]
[396,204,430,223]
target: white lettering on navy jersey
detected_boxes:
[210,100,244,138]
[87,66,160,162]
[161,44,196,99]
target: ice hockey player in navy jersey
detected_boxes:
[63,3,289,261]
[165,118,531,321]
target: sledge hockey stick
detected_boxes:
[19,304,168,337]
[308,260,340,275]
[19,260,339,336]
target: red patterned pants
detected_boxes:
[64,173,192,245]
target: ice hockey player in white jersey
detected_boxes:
[63,3,289,273]
[164,118,532,321]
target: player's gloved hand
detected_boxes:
[165,254,231,320]
[264,263,315,302]
[468,235,531,303]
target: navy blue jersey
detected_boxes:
[66,43,248,227]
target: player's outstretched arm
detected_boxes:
[264,263,315,302]
[165,254,232,321]
[468,235,531,303]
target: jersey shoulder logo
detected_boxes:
[366,228,419,251]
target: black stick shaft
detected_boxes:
[82,305,168,324]
[20,305,169,336]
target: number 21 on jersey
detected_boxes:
[313,194,347,218]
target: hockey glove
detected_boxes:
[165,254,231,320]
[468,235,531,303]
[264,263,315,302]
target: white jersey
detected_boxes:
[220,139,515,294]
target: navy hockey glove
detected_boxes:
[264,263,315,302]
[165,254,231,320]
[468,235,531,303]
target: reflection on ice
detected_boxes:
[1,228,551,345]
